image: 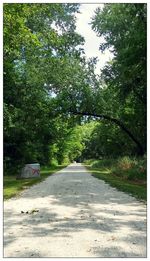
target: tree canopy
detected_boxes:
[3,3,147,174]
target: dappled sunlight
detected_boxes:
[4,164,146,257]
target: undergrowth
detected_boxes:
[84,156,147,201]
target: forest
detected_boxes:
[4,3,147,187]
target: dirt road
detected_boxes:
[4,163,147,257]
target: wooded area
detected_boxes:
[4,3,147,176]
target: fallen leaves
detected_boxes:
[108,236,116,241]
[21,209,39,214]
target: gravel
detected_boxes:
[4,163,147,257]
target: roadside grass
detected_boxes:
[4,165,65,200]
[84,157,147,201]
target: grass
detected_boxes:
[4,165,65,200]
[84,157,147,201]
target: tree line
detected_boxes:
[3,3,147,173]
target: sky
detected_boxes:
[75,4,114,75]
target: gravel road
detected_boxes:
[4,163,147,257]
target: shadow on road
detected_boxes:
[4,164,147,257]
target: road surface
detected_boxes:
[4,163,147,257]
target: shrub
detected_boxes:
[83,159,96,165]
[113,156,147,181]
[86,156,147,182]
[50,158,58,167]
[117,156,137,170]
[92,158,116,169]
[61,157,70,165]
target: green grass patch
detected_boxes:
[4,165,65,200]
[84,157,147,201]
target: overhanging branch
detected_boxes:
[70,110,144,155]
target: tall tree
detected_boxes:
[90,3,146,154]
[3,3,84,171]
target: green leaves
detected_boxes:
[3,3,85,171]
[90,3,146,155]
[4,3,147,174]
[92,3,146,100]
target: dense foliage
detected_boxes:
[91,3,147,155]
[4,3,84,172]
[3,3,147,175]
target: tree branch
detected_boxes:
[70,110,144,155]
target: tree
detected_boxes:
[4,3,147,174]
[3,3,84,172]
[92,3,146,103]
[56,3,146,156]
[89,3,146,155]
[55,53,145,155]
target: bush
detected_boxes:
[117,156,137,170]
[61,157,70,165]
[50,158,58,167]
[85,156,147,182]
[83,159,96,165]
[113,156,147,181]
[92,158,116,169]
